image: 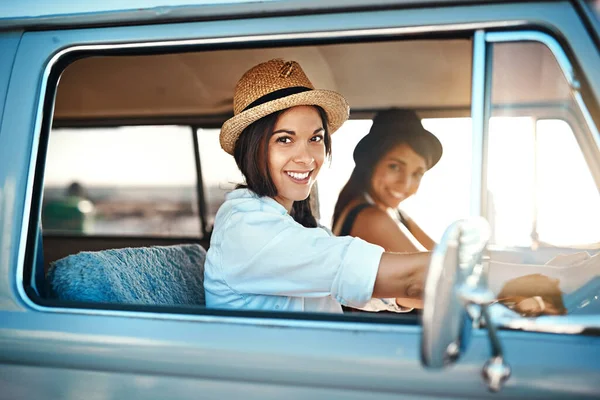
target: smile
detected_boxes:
[285,170,312,183]
[389,190,405,200]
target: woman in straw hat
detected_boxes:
[331,108,443,311]
[204,58,431,313]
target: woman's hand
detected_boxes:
[395,297,424,309]
[496,273,566,317]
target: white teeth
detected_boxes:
[390,191,404,199]
[287,171,310,180]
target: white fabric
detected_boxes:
[488,251,600,295]
[204,189,385,313]
[357,297,414,313]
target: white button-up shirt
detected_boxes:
[204,189,384,313]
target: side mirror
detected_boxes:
[421,217,491,368]
[421,217,511,392]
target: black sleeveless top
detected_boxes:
[339,203,408,236]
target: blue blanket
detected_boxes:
[47,244,206,306]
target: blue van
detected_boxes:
[1,1,600,398]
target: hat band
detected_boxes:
[241,86,311,112]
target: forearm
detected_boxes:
[372,252,430,299]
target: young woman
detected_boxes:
[330,109,443,311]
[332,108,443,253]
[203,59,430,313]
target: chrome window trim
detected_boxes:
[15,21,599,336]
[469,30,489,218]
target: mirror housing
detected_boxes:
[421,217,491,368]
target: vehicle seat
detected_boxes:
[46,244,206,306]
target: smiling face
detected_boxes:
[369,143,428,209]
[268,106,326,211]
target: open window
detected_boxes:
[485,40,600,253]
[23,25,599,325]
[28,37,474,319]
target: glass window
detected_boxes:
[535,119,600,247]
[405,117,472,241]
[486,41,600,252]
[38,37,477,318]
[196,128,244,229]
[43,126,202,237]
[486,116,537,247]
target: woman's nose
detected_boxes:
[294,143,315,165]
[396,174,412,191]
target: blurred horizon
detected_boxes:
[44,118,600,247]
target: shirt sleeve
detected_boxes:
[217,209,384,308]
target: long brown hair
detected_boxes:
[233,106,331,228]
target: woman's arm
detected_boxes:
[350,208,429,308]
[372,251,430,299]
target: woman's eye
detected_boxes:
[311,134,324,142]
[276,136,292,144]
[388,163,400,171]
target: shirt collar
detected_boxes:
[226,188,288,215]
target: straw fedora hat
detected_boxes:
[220,58,350,155]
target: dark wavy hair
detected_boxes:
[233,106,331,228]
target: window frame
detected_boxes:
[482,108,597,250]
[12,5,600,336]
[472,30,600,249]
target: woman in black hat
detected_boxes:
[333,109,442,250]
[331,109,442,310]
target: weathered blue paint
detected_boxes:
[0,32,21,139]
[0,1,599,399]
[0,1,518,30]
[1,311,600,398]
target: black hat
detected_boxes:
[353,109,443,169]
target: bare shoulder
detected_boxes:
[352,206,422,252]
[352,206,399,235]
